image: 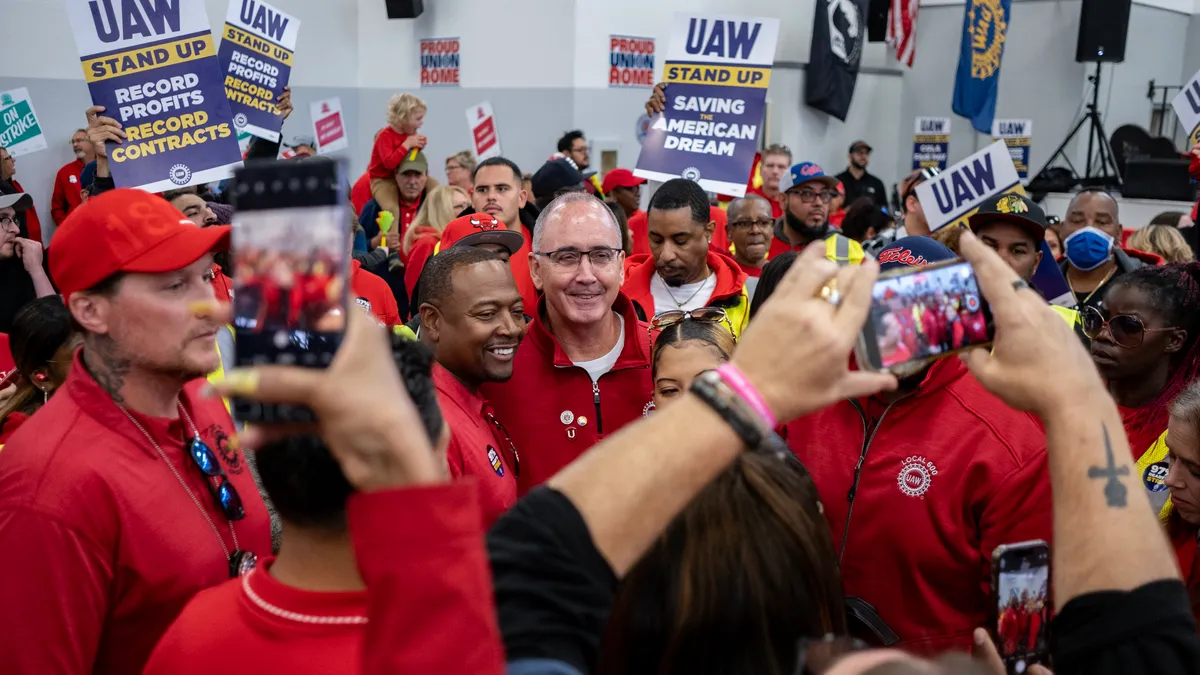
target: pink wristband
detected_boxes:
[715,364,775,429]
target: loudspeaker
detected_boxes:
[1075,0,1130,63]
[867,0,889,43]
[385,0,424,19]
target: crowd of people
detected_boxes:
[0,67,1200,675]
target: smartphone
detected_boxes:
[230,159,348,424]
[991,540,1051,674]
[856,259,994,376]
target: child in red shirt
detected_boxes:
[369,93,428,222]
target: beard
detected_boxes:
[785,209,830,243]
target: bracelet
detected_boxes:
[690,370,765,450]
[715,363,776,429]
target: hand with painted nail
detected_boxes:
[206,302,443,492]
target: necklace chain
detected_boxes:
[116,403,240,560]
[659,273,710,309]
[241,570,368,625]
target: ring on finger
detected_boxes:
[1011,279,1031,292]
[819,279,841,305]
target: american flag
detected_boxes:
[887,0,920,67]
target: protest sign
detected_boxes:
[1032,241,1074,308]
[634,13,780,197]
[1173,68,1200,146]
[420,38,461,88]
[0,88,47,157]
[467,102,501,160]
[914,140,1022,231]
[217,0,299,143]
[912,116,950,171]
[65,0,244,192]
[609,35,655,88]
[991,118,1032,181]
[311,98,347,154]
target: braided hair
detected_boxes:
[1108,262,1200,435]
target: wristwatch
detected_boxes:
[689,369,790,454]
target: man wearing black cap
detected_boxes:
[0,192,54,333]
[837,140,887,208]
[531,158,586,210]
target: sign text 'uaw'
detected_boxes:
[217,0,301,143]
[914,140,1022,231]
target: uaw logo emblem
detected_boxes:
[1143,461,1170,493]
[681,167,702,181]
[470,215,501,231]
[168,163,193,186]
[487,445,505,477]
[995,194,1027,214]
[968,0,1008,80]
[897,456,938,497]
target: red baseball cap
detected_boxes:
[601,168,646,195]
[439,213,525,254]
[50,188,231,297]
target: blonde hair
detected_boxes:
[403,185,469,254]
[446,150,477,174]
[387,93,427,129]
[1128,225,1194,264]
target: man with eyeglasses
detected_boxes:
[444,150,476,192]
[624,178,750,335]
[0,192,54,334]
[836,140,887,208]
[417,246,525,524]
[50,128,95,226]
[0,146,44,245]
[768,162,865,264]
[0,188,272,675]
[727,194,774,299]
[483,192,651,496]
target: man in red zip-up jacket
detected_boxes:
[784,237,1051,655]
[50,129,94,226]
[483,193,651,496]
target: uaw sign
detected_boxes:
[634,13,780,197]
[914,140,1021,231]
[1173,67,1200,146]
[991,118,1031,180]
[912,116,950,170]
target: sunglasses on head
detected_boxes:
[1081,305,1176,348]
[187,437,245,521]
[649,307,734,340]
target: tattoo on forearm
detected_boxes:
[82,337,131,405]
[1087,424,1130,508]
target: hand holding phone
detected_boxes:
[991,540,1051,674]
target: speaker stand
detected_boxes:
[1033,62,1123,190]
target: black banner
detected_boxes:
[804,0,869,121]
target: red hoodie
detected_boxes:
[628,206,730,257]
[481,294,651,496]
[783,357,1051,654]
[622,250,749,328]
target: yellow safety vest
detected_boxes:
[1136,429,1174,522]
[723,288,752,339]
[1049,304,1081,329]
[824,233,866,266]
[207,325,236,413]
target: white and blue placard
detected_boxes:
[66,0,244,192]
[217,0,300,143]
[991,118,1032,181]
[914,140,1022,231]
[634,13,780,197]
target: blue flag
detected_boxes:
[952,0,1011,134]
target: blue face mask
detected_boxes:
[1063,226,1114,271]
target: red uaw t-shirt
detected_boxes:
[433,363,518,525]
[0,353,273,675]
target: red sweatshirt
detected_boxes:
[0,354,273,675]
[628,205,730,257]
[51,158,86,225]
[10,178,43,244]
[146,484,506,675]
[622,250,749,322]
[350,259,401,327]
[481,294,651,495]
[367,127,413,181]
[745,185,785,219]
[351,173,372,216]
[433,363,518,525]
[783,358,1052,654]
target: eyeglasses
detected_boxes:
[1082,305,1176,348]
[0,216,18,229]
[187,437,245,521]
[729,217,774,231]
[793,634,869,674]
[484,410,520,477]
[649,307,734,340]
[789,189,836,204]
[535,247,622,269]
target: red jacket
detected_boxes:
[481,294,652,495]
[351,173,372,216]
[433,364,518,525]
[367,127,414,180]
[746,185,784,219]
[11,178,43,245]
[783,358,1052,654]
[0,353,273,674]
[351,259,401,327]
[622,249,748,322]
[628,205,730,258]
[51,158,85,225]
